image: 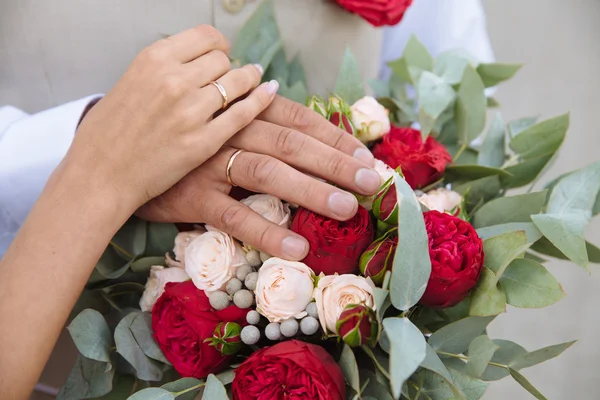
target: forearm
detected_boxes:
[0,161,133,399]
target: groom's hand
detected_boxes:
[136,96,382,260]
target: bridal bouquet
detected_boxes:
[61,2,600,400]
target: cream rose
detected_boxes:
[418,188,462,214]
[358,159,395,211]
[139,265,190,312]
[350,96,391,143]
[255,258,316,322]
[241,194,291,227]
[184,226,248,293]
[313,274,376,333]
[166,229,206,268]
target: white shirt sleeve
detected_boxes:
[379,0,495,79]
[0,95,102,256]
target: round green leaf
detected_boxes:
[67,309,111,363]
[127,388,174,400]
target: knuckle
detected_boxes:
[324,152,346,178]
[330,130,345,150]
[161,74,185,99]
[140,44,167,64]
[213,50,231,72]
[246,156,279,187]
[275,128,304,158]
[286,101,312,130]
[219,203,248,230]
[195,24,220,44]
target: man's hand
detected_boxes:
[137,96,382,260]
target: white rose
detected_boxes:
[358,159,395,211]
[313,274,376,333]
[184,227,248,293]
[241,194,291,227]
[418,188,462,214]
[255,258,316,322]
[139,266,189,312]
[350,96,391,143]
[166,229,206,268]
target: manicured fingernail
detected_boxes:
[253,63,264,76]
[353,148,375,166]
[355,168,382,194]
[282,236,308,259]
[328,191,358,219]
[266,79,279,95]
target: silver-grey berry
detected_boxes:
[226,278,243,295]
[244,272,259,291]
[240,325,260,345]
[208,291,231,311]
[236,265,254,281]
[246,249,262,267]
[306,302,319,319]
[233,289,254,309]
[259,251,271,263]
[265,322,282,341]
[300,316,320,336]
[280,319,299,337]
[246,310,261,325]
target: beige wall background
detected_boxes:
[483,0,600,398]
[29,1,600,399]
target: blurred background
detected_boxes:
[29,0,600,398]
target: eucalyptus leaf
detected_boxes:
[477,113,506,168]
[382,318,427,399]
[471,191,547,228]
[476,63,521,88]
[455,65,486,144]
[369,78,391,98]
[444,165,511,183]
[500,258,565,308]
[112,217,147,258]
[482,230,530,278]
[360,369,395,400]
[145,223,179,257]
[508,368,548,400]
[509,114,568,159]
[67,309,112,363]
[434,50,473,84]
[466,335,499,378]
[390,174,431,311]
[57,355,114,400]
[334,47,365,104]
[114,313,164,381]
[279,80,309,104]
[202,374,229,400]
[96,247,133,279]
[373,287,391,319]
[131,257,167,274]
[476,222,542,243]
[531,237,600,264]
[454,176,501,210]
[417,71,456,138]
[288,54,307,86]
[469,267,506,317]
[339,344,361,394]
[161,378,203,400]
[508,116,539,137]
[480,340,527,381]
[127,388,175,400]
[130,312,171,364]
[428,316,494,354]
[421,343,454,384]
[487,97,500,108]
[387,35,433,84]
[509,341,576,371]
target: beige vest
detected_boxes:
[0,0,382,112]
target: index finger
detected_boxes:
[163,25,230,63]
[258,95,375,167]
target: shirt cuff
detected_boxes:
[0,94,103,252]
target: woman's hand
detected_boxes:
[137,96,383,260]
[66,24,275,214]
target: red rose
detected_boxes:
[291,206,374,275]
[152,281,249,378]
[419,211,484,308]
[336,304,379,348]
[336,0,413,27]
[231,340,346,400]
[372,126,452,189]
[359,232,398,285]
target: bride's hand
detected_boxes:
[137,96,382,260]
[65,25,275,214]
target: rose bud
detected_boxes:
[327,95,355,134]
[291,206,374,275]
[336,304,379,347]
[372,126,452,189]
[206,322,243,356]
[419,211,484,308]
[306,95,328,118]
[359,230,397,285]
[350,96,391,143]
[372,179,398,225]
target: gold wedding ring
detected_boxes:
[226,149,244,187]
[210,81,228,110]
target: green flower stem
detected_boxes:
[100,291,122,312]
[408,381,432,400]
[436,350,508,369]
[174,382,206,396]
[360,346,391,381]
[109,240,133,259]
[453,143,468,163]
